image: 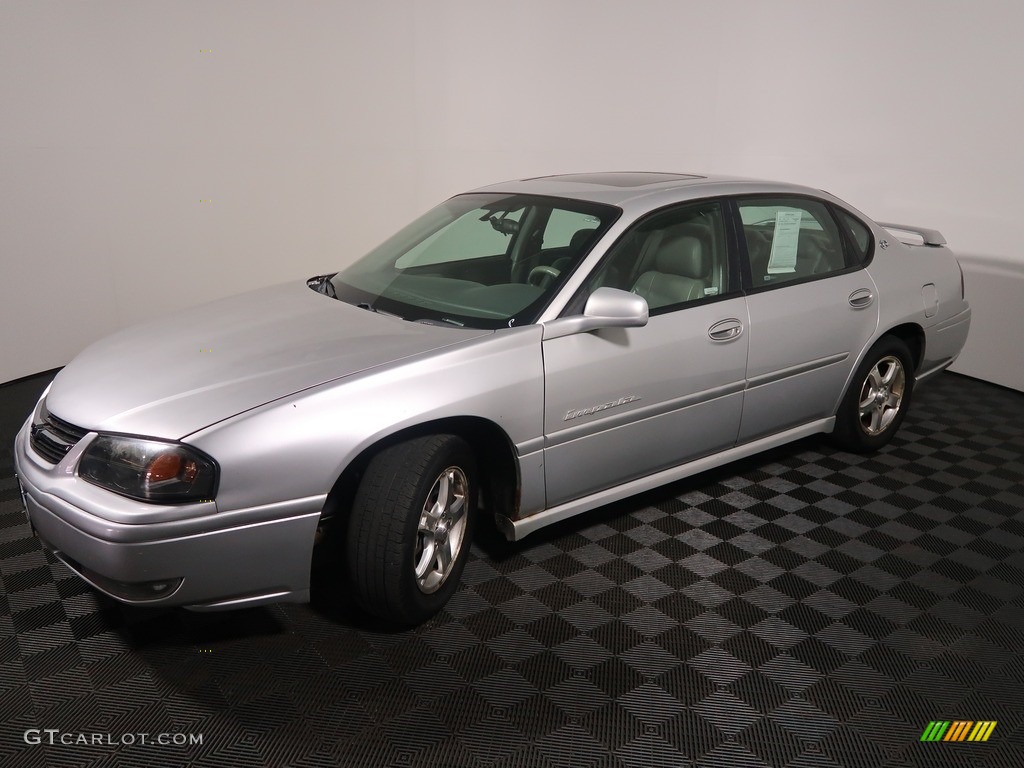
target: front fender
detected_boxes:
[187,325,545,516]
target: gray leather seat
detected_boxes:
[794,237,844,277]
[551,228,597,272]
[631,234,708,309]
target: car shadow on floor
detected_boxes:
[470,434,833,563]
[300,434,838,633]
[91,590,291,649]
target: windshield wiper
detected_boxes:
[414,317,465,328]
[356,302,404,320]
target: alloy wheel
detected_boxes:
[414,466,469,594]
[858,355,906,436]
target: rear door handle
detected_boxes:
[708,318,744,342]
[849,288,874,308]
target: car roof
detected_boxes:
[468,171,833,211]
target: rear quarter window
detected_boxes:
[835,208,873,266]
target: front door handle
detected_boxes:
[708,318,744,342]
[849,288,874,308]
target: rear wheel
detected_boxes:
[345,434,476,625]
[832,336,914,452]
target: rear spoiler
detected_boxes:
[877,222,946,247]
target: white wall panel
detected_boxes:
[2,1,1022,388]
[950,255,1024,391]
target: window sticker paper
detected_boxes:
[767,210,802,274]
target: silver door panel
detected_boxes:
[544,391,744,504]
[543,298,748,507]
[740,356,851,440]
[738,273,878,443]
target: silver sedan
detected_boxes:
[14,172,971,625]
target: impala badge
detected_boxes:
[564,395,641,421]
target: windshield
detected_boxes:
[328,194,619,329]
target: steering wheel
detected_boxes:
[527,265,560,289]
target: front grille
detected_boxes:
[29,406,88,465]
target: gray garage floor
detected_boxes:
[1,371,1022,767]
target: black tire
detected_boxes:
[345,434,476,625]
[832,336,914,453]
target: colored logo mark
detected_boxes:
[920,721,997,742]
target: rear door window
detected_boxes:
[542,209,602,249]
[737,198,848,289]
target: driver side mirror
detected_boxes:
[542,287,649,340]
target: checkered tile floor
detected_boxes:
[2,372,1023,767]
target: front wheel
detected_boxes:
[345,434,476,625]
[832,336,914,453]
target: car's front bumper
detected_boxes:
[14,420,322,610]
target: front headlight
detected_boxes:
[79,436,218,503]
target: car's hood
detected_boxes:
[44,281,491,438]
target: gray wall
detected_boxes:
[3,1,1022,389]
